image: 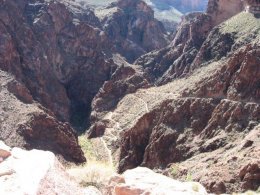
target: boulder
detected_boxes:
[0,143,97,195]
[106,167,208,195]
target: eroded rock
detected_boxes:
[0,143,98,195]
[106,167,208,195]
[91,12,260,193]
[0,71,85,163]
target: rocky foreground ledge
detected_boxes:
[1,140,259,195]
[0,141,99,195]
[0,140,214,195]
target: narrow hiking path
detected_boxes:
[100,137,113,166]
[129,94,149,112]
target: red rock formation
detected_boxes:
[89,10,260,194]
[135,12,212,84]
[0,0,259,193]
[89,60,150,138]
[190,44,260,102]
[134,0,244,85]
[0,0,168,163]
[0,0,70,121]
[0,71,85,163]
[99,0,169,62]
[18,112,86,162]
[116,43,260,193]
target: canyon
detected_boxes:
[0,0,259,194]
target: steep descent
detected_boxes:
[89,3,260,194]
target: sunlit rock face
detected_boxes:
[0,142,99,195]
[106,167,208,195]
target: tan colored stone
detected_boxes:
[107,167,208,195]
[0,147,89,195]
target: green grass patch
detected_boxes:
[78,135,97,161]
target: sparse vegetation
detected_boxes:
[220,12,260,43]
[170,164,193,182]
[78,135,97,161]
[170,164,180,178]
[185,172,193,182]
[67,160,115,189]
[67,135,115,190]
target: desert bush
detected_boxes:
[67,161,115,189]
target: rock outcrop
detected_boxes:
[0,0,168,161]
[0,141,100,195]
[88,56,151,138]
[90,11,260,194]
[0,0,70,121]
[106,167,208,195]
[0,0,259,194]
[0,70,85,163]
[135,12,212,84]
[95,0,169,63]
[134,0,244,85]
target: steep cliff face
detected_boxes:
[0,0,259,193]
[25,1,117,130]
[118,42,259,172]
[135,12,212,84]
[89,8,260,194]
[134,0,244,85]
[0,0,169,162]
[0,0,70,121]
[0,71,85,162]
[96,0,169,63]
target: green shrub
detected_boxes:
[170,164,180,178]
[185,172,193,182]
